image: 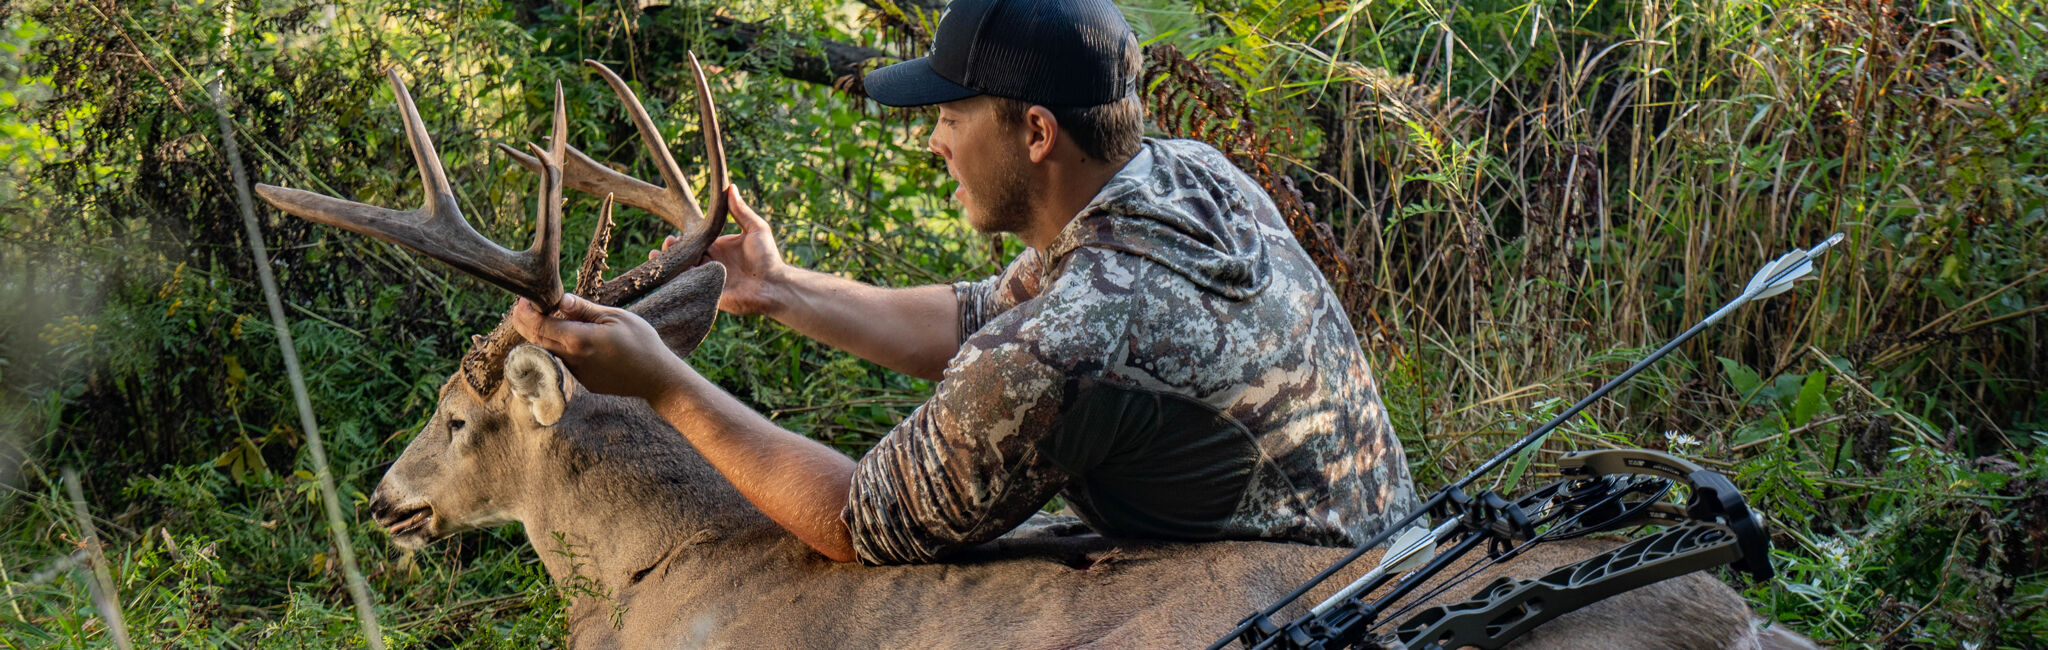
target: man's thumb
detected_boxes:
[727,185,770,233]
[553,293,612,323]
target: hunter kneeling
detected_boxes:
[508,0,1419,565]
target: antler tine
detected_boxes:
[495,142,675,220]
[253,69,564,312]
[549,79,569,168]
[686,51,732,232]
[585,60,700,221]
[577,56,727,267]
[574,194,618,295]
[527,80,568,306]
[393,70,457,217]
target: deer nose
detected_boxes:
[368,490,393,520]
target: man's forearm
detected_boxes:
[651,360,861,562]
[764,266,960,381]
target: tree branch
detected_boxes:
[853,0,946,41]
[863,0,946,14]
[641,7,898,97]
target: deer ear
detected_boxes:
[631,261,726,358]
[505,344,572,426]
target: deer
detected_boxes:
[253,56,1817,649]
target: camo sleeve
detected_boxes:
[840,319,1077,565]
[845,255,1097,566]
[950,248,1043,343]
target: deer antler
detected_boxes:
[498,54,730,273]
[255,55,733,397]
[255,71,569,313]
[469,53,736,396]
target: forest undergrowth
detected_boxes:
[1,0,2043,647]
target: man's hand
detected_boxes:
[510,294,685,402]
[649,184,961,381]
[649,185,786,317]
[514,291,862,563]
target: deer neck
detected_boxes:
[515,396,776,599]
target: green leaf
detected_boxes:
[1769,372,1807,405]
[213,438,266,485]
[1940,253,1966,286]
[1791,372,1827,428]
[1718,356,1763,400]
[1784,582,1826,598]
[1501,432,1544,491]
[1734,421,1779,446]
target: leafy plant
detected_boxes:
[2,0,2043,646]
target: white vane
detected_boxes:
[1744,232,1845,300]
[1310,520,1457,616]
[1709,232,1845,326]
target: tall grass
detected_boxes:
[2,0,2043,647]
[1140,0,2046,644]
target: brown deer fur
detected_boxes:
[369,311,1815,649]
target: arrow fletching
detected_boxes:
[1751,258,1815,300]
[1309,521,1451,615]
[1742,232,1844,301]
[1383,523,1440,574]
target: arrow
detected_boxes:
[1709,232,1845,326]
[1310,520,1457,616]
[1453,232,1846,491]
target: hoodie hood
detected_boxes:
[1044,139,1271,300]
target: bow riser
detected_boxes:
[1233,449,1776,649]
[1389,521,1745,649]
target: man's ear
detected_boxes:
[1024,104,1059,163]
[505,344,574,426]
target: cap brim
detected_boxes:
[864,57,981,108]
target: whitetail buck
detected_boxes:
[255,57,1814,649]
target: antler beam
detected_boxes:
[254,71,568,313]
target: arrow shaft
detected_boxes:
[1455,307,1725,491]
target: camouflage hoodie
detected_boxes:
[843,138,1418,565]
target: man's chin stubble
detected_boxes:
[967,190,1033,236]
[964,207,1028,237]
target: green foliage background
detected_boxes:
[1,0,2043,647]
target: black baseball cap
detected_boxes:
[864,0,1139,108]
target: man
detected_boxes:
[510,0,1417,565]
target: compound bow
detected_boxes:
[1213,233,1845,650]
